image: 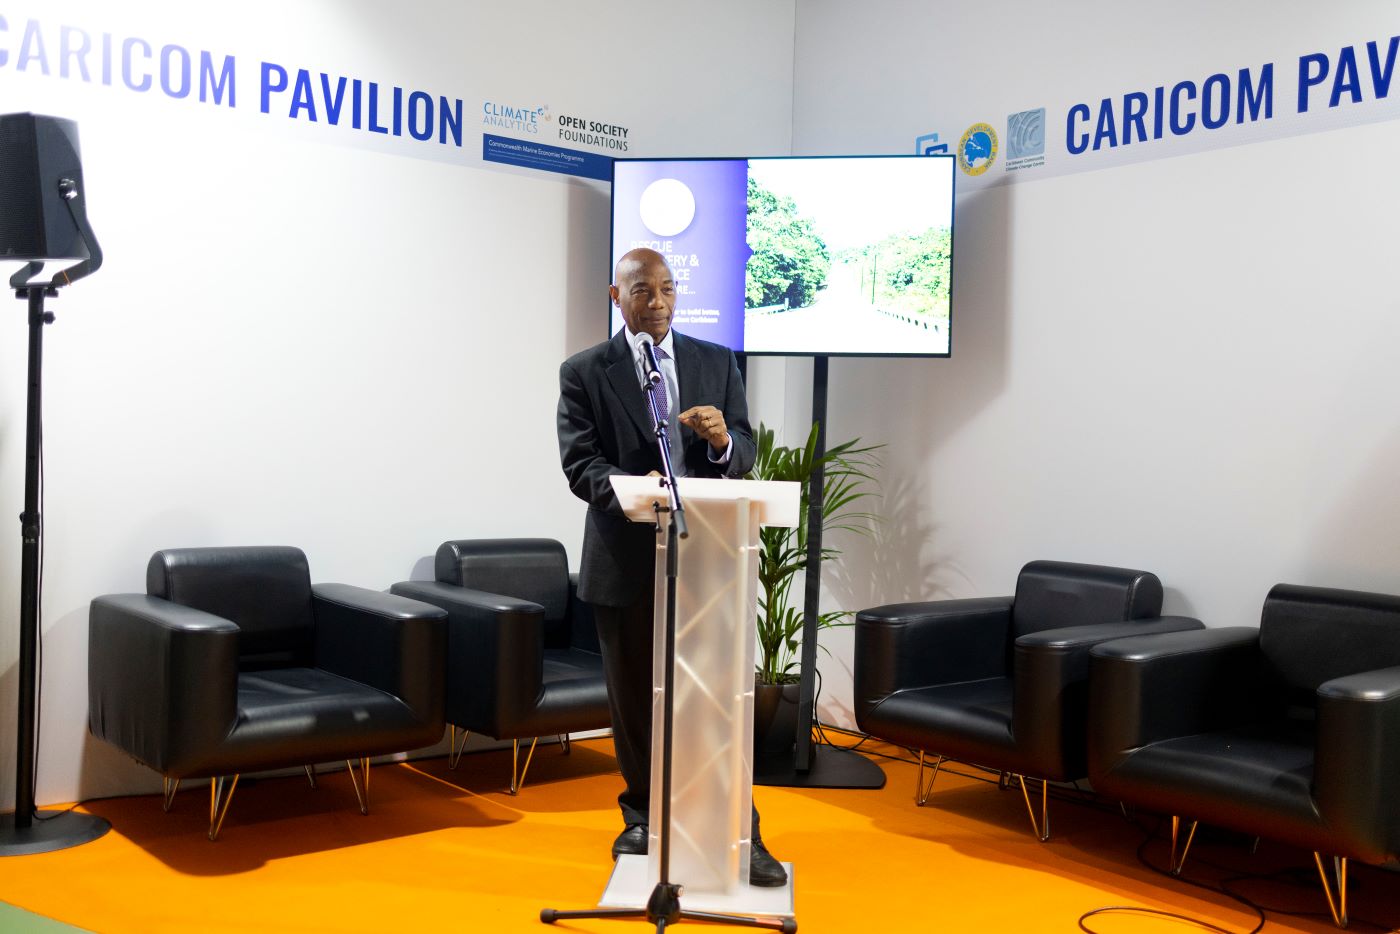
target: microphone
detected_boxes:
[636,333,663,385]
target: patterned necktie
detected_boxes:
[650,344,685,475]
[650,344,671,429]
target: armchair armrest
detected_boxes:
[1088,627,1265,759]
[1012,616,1204,780]
[1015,616,1206,700]
[311,583,447,724]
[88,594,239,776]
[389,579,543,737]
[1314,665,1400,862]
[854,596,1013,723]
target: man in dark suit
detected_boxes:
[557,247,787,887]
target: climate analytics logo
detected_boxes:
[957,122,998,176]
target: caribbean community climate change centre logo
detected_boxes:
[957,122,998,176]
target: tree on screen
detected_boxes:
[746,176,830,310]
[836,227,951,320]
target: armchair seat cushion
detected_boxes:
[1100,719,1324,850]
[864,677,1017,768]
[178,668,432,779]
[542,648,605,683]
[525,649,610,737]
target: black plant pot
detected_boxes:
[753,678,801,769]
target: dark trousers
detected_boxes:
[593,594,766,839]
[592,598,655,827]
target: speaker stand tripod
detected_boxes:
[0,279,111,855]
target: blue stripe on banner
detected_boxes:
[482,133,613,180]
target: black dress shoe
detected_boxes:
[611,824,648,859]
[748,839,787,887]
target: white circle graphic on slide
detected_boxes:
[638,178,696,237]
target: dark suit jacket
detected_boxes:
[558,329,756,607]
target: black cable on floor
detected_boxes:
[1075,819,1267,934]
[811,709,1118,814]
[1079,905,1247,934]
[1087,806,1397,932]
[1213,860,1395,931]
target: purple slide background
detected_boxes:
[611,160,750,351]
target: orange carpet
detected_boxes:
[1,736,1396,933]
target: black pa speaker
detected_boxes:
[0,112,89,261]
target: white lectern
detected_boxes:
[599,475,799,919]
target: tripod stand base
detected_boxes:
[753,743,886,789]
[0,810,110,856]
[601,854,794,919]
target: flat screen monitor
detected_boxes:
[610,155,955,357]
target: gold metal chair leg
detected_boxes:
[1313,853,1348,928]
[1169,816,1198,876]
[346,758,370,815]
[560,733,572,755]
[163,777,181,813]
[208,775,239,841]
[448,726,470,770]
[305,765,318,790]
[915,751,943,806]
[1017,774,1050,841]
[510,737,540,795]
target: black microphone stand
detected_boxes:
[541,353,793,932]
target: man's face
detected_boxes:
[611,254,675,342]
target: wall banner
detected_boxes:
[918,31,1400,188]
[0,9,632,182]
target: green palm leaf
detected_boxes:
[747,421,882,684]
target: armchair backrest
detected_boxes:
[435,539,574,647]
[147,546,315,670]
[1260,583,1400,710]
[1012,561,1163,641]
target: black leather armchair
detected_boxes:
[88,546,447,840]
[391,539,610,794]
[1088,583,1400,927]
[854,560,1201,839]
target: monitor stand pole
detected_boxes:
[754,355,885,790]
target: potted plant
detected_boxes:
[747,421,881,761]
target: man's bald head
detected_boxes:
[614,247,671,283]
[611,248,676,342]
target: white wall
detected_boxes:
[0,0,796,806]
[791,0,1400,726]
